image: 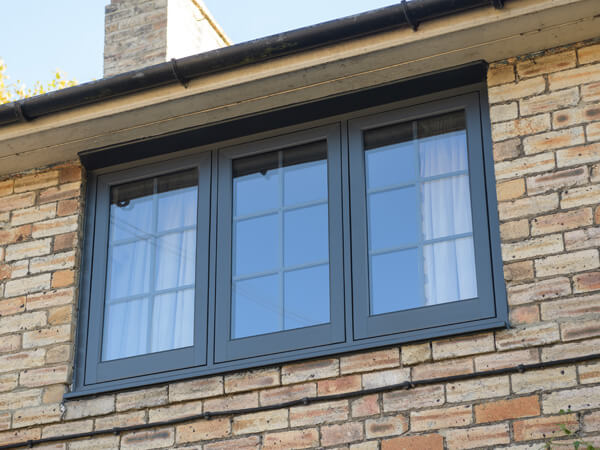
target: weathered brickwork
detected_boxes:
[1,40,600,449]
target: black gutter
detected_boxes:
[0,0,504,128]
[0,352,596,449]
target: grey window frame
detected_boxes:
[83,153,212,385]
[215,125,346,362]
[349,93,497,340]
[71,82,507,398]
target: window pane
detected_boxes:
[284,264,330,329]
[424,237,477,304]
[364,111,477,315]
[231,141,330,339]
[370,249,420,314]
[232,274,280,338]
[367,186,419,251]
[284,204,329,267]
[102,169,198,361]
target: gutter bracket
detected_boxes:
[170,58,189,88]
[491,0,505,9]
[13,102,30,123]
[401,0,419,31]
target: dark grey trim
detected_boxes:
[0,0,503,128]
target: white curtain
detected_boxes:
[419,131,478,305]
[102,186,196,361]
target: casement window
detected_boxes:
[73,86,506,395]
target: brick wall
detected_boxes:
[1,39,600,449]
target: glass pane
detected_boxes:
[232,274,280,339]
[284,264,330,330]
[370,249,421,315]
[155,230,196,290]
[367,186,419,252]
[422,175,473,241]
[151,289,195,352]
[102,298,149,361]
[102,169,198,361]
[419,130,468,177]
[364,110,476,314]
[231,141,330,339]
[365,141,416,189]
[424,237,477,305]
[284,204,329,267]
[284,160,328,206]
[234,214,279,277]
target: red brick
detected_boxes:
[340,348,399,374]
[382,433,443,450]
[56,199,78,217]
[58,165,82,184]
[574,272,600,293]
[351,394,380,418]
[475,395,540,423]
[318,374,361,395]
[513,414,578,441]
[510,304,540,325]
[53,232,78,251]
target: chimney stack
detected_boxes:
[103,0,229,77]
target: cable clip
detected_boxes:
[517,364,525,373]
[301,397,310,405]
[401,0,418,31]
[14,102,30,123]
[203,411,212,420]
